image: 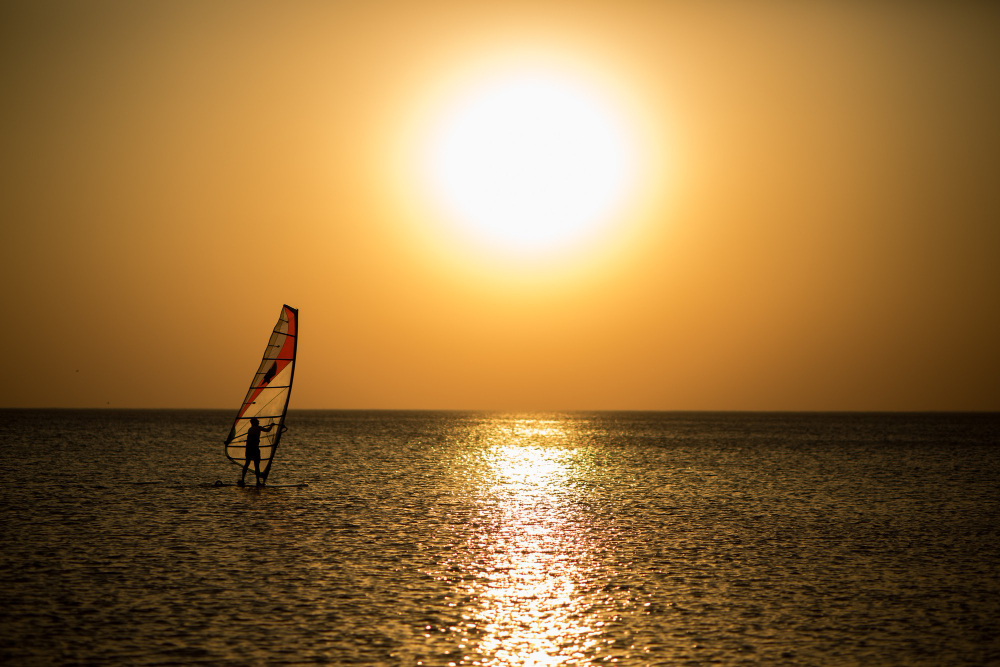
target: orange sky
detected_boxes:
[2,1,998,410]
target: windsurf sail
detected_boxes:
[224,304,298,483]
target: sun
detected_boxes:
[422,68,639,255]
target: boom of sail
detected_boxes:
[224,304,298,482]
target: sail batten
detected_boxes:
[223,304,298,482]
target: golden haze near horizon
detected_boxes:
[2,1,998,411]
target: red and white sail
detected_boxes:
[224,304,298,481]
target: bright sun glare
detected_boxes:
[423,69,638,255]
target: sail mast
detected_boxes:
[262,306,298,482]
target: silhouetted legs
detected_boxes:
[240,455,261,486]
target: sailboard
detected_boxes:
[204,481,307,489]
[224,304,298,484]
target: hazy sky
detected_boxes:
[3,1,998,410]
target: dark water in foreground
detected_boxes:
[1,410,998,666]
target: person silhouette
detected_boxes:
[239,417,274,487]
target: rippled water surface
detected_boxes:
[2,410,999,665]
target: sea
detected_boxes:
[1,410,998,666]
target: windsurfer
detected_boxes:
[240,417,274,487]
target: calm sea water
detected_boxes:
[1,410,998,666]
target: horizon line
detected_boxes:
[1,406,997,414]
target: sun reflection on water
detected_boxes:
[454,418,611,666]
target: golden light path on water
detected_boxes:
[444,418,627,666]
